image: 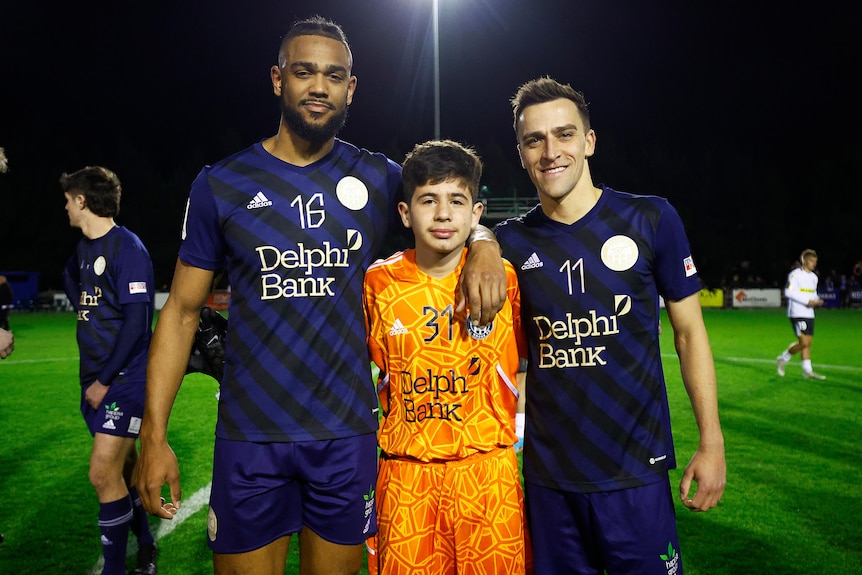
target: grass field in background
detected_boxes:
[1,308,860,574]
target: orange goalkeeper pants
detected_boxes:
[366,447,531,575]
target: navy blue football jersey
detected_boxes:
[65,226,154,387]
[180,139,402,442]
[496,186,701,493]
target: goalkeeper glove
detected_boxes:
[185,306,227,382]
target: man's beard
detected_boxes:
[281,100,349,145]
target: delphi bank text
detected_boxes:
[256,242,353,299]
[398,368,470,422]
[533,310,621,368]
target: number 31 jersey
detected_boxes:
[364,249,524,461]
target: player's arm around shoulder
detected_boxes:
[134,258,214,518]
[664,293,726,512]
[460,225,507,326]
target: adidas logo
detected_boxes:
[389,318,408,336]
[102,419,116,430]
[521,253,543,270]
[247,191,273,209]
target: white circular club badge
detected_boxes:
[207,505,218,542]
[600,235,638,272]
[93,256,107,276]
[336,176,369,210]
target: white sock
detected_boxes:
[802,359,813,373]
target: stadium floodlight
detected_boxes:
[432,0,440,139]
[416,0,454,139]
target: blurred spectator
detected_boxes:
[726,273,742,289]
[840,274,849,308]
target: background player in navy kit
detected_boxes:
[495,77,726,575]
[134,16,505,575]
[775,249,826,379]
[61,166,157,575]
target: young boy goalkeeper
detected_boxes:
[363,140,530,574]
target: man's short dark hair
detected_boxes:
[59,166,122,218]
[510,77,591,134]
[278,15,353,70]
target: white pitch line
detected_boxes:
[154,482,212,538]
[661,353,862,373]
[0,356,78,365]
[88,482,212,574]
[719,356,862,372]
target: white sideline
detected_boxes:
[660,353,862,373]
[88,482,212,575]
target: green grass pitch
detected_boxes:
[0,308,860,573]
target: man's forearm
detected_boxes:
[141,303,198,443]
[141,260,214,443]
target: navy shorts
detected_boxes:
[526,477,682,575]
[207,433,378,554]
[790,317,815,336]
[80,381,144,438]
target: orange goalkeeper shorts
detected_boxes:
[366,447,531,575]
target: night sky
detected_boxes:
[1,0,859,293]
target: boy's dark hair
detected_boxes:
[510,76,591,134]
[401,140,483,202]
[59,166,122,218]
[279,15,353,69]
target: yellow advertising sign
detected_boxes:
[699,289,724,308]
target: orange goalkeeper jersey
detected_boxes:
[363,248,524,461]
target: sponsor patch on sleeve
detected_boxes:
[129,281,148,294]
[683,256,697,277]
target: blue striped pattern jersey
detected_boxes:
[180,139,402,442]
[66,226,155,386]
[495,186,702,493]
